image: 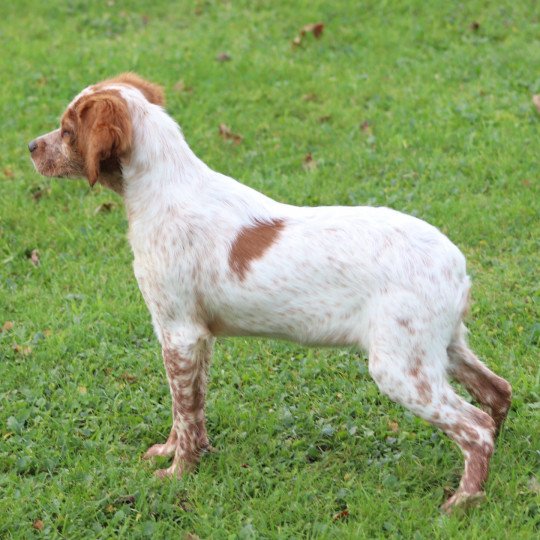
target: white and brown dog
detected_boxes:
[29,74,511,512]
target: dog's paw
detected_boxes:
[199,443,217,454]
[154,458,197,479]
[441,491,486,514]
[154,465,182,479]
[143,442,177,460]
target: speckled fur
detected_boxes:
[29,75,512,512]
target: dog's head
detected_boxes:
[28,73,164,194]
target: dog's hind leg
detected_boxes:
[448,324,511,434]
[368,318,496,513]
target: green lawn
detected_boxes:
[1,0,539,537]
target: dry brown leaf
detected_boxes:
[13,344,32,356]
[470,21,480,31]
[318,115,331,123]
[31,186,51,201]
[332,508,349,521]
[31,250,40,266]
[120,372,138,383]
[174,80,193,93]
[388,420,399,432]
[528,476,540,494]
[303,153,317,171]
[292,22,324,47]
[115,495,136,505]
[184,534,201,540]
[302,93,318,102]
[78,386,87,394]
[3,168,14,178]
[2,321,14,332]
[94,202,116,214]
[219,124,243,144]
[216,52,231,62]
[306,22,324,38]
[360,120,372,134]
[26,249,40,266]
[533,95,540,114]
[32,519,44,531]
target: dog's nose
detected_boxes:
[28,140,38,153]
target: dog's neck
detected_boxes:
[120,106,209,221]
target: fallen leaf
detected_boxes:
[442,484,454,499]
[522,179,531,187]
[78,386,87,394]
[528,476,540,494]
[332,508,349,521]
[94,202,116,214]
[32,519,44,531]
[470,21,480,31]
[174,80,193,93]
[219,123,243,144]
[3,168,14,178]
[532,95,540,114]
[216,52,231,62]
[31,186,51,201]
[302,93,318,102]
[388,420,399,432]
[318,115,331,123]
[25,249,40,266]
[115,495,136,505]
[119,372,138,383]
[360,120,372,134]
[184,534,200,540]
[306,22,324,38]
[2,321,14,332]
[303,153,317,171]
[13,344,32,356]
[292,22,324,47]
[177,496,193,512]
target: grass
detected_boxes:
[0,0,539,537]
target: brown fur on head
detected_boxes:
[29,73,163,193]
[97,72,165,107]
[71,90,132,187]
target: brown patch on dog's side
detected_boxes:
[229,219,285,280]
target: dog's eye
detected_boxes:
[61,129,71,139]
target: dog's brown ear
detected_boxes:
[76,92,132,187]
[106,72,165,106]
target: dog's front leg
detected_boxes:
[145,327,214,478]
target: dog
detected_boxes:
[29,73,511,512]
